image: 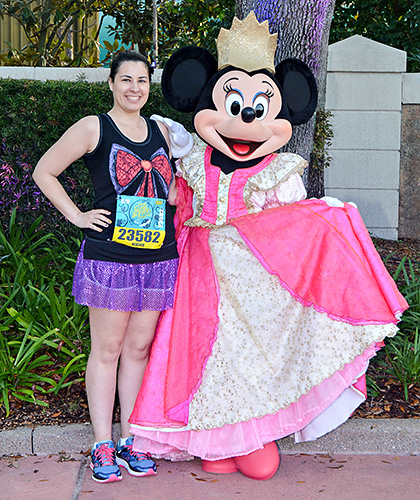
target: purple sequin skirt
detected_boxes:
[72,241,178,312]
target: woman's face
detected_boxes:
[108,61,150,113]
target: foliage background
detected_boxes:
[0,0,236,67]
[2,1,420,73]
[108,0,236,64]
[0,78,192,414]
[331,1,420,72]
[0,78,192,237]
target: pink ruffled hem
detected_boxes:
[131,343,377,460]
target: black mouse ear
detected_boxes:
[161,46,218,112]
[275,58,318,125]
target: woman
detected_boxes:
[33,51,191,483]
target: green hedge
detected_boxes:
[0,78,192,239]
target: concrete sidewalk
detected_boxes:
[2,418,420,456]
[2,452,420,500]
[1,419,420,500]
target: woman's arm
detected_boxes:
[167,177,177,206]
[152,114,193,159]
[33,116,111,232]
[155,120,172,158]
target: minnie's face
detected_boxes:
[194,70,293,161]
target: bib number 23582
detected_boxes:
[112,195,166,249]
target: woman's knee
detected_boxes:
[121,338,153,362]
[89,341,123,365]
[121,310,160,361]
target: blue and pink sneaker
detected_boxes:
[90,440,122,483]
[116,437,157,476]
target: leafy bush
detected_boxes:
[0,211,89,415]
[0,319,57,415]
[379,257,420,399]
[0,77,193,415]
[385,328,420,400]
[393,258,420,331]
[0,78,192,239]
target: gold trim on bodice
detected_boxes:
[177,135,307,228]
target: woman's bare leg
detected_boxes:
[118,309,161,438]
[85,307,130,442]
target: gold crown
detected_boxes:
[216,11,277,73]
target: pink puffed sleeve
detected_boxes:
[250,173,307,210]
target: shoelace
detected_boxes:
[125,445,151,461]
[93,444,115,466]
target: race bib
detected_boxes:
[112,195,166,249]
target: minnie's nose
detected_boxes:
[241,107,256,123]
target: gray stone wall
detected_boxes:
[325,35,406,240]
[399,104,420,240]
[0,66,163,83]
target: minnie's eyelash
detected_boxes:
[223,82,274,99]
[223,83,234,93]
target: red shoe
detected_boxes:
[234,442,280,481]
[202,457,239,474]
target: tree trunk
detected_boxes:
[235,0,335,197]
[152,0,158,63]
[37,0,54,66]
[235,0,256,18]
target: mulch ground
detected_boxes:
[352,237,420,420]
[372,236,420,282]
[354,376,420,419]
[1,237,420,430]
[1,382,93,430]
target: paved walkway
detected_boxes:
[1,419,420,499]
[2,452,420,500]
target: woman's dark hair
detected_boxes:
[109,51,154,81]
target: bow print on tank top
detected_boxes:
[109,143,172,198]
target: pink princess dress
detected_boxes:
[129,136,408,461]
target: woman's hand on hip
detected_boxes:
[75,209,112,232]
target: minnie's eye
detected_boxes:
[225,92,244,117]
[253,94,269,120]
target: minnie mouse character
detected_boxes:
[130,12,408,480]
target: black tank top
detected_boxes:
[82,114,178,263]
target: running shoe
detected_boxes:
[90,440,122,483]
[116,437,157,477]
